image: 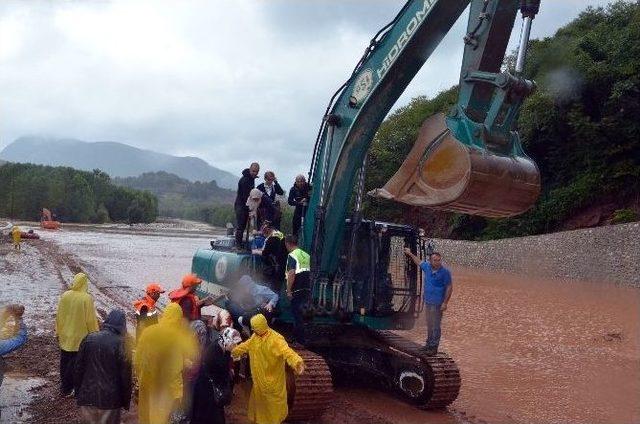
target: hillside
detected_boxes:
[365,1,640,240]
[0,163,157,223]
[0,137,237,189]
[115,171,235,217]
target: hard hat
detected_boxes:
[146,283,165,295]
[181,273,203,288]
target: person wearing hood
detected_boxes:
[55,272,99,397]
[231,314,305,424]
[246,188,276,231]
[134,283,165,340]
[134,303,199,424]
[11,225,21,250]
[235,162,260,248]
[74,309,132,424]
[1,304,27,395]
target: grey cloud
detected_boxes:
[0,0,612,187]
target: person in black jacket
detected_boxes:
[190,323,239,424]
[256,171,284,229]
[74,309,132,424]
[288,175,311,237]
[234,163,260,248]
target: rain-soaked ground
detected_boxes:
[1,223,639,423]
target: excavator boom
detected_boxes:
[305,0,541,278]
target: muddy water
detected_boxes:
[38,228,212,294]
[400,267,640,424]
[39,228,640,424]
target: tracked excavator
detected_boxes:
[192,0,541,420]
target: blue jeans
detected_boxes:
[425,303,443,350]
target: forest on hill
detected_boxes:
[0,163,158,224]
[365,1,640,239]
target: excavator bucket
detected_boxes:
[369,113,540,218]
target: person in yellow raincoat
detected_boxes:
[55,272,99,396]
[134,302,198,424]
[231,314,305,424]
[11,226,21,250]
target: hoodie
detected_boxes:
[235,168,257,207]
[55,273,100,352]
[74,308,132,410]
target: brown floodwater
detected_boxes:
[40,228,640,424]
[398,267,640,424]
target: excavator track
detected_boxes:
[374,330,461,408]
[286,348,334,422]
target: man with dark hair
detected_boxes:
[284,235,311,344]
[74,309,132,424]
[235,162,260,248]
[403,249,453,355]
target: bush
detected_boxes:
[611,208,638,224]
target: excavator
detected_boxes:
[192,0,541,420]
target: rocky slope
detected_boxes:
[435,222,640,287]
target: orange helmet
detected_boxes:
[146,283,165,295]
[181,273,202,288]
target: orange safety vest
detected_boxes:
[168,291,200,321]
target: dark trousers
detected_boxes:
[60,349,77,395]
[291,292,310,344]
[234,204,249,247]
[425,304,443,350]
[292,209,303,237]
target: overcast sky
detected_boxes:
[0,0,611,186]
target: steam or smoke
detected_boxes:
[544,67,584,103]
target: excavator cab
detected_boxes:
[370,0,542,218]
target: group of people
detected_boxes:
[233,162,311,248]
[48,269,305,424]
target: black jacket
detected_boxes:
[235,169,257,207]
[257,194,277,228]
[288,183,311,214]
[256,181,284,203]
[74,310,132,410]
[191,332,233,424]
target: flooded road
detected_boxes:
[36,226,640,424]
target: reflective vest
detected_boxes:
[287,248,310,274]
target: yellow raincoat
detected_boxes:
[11,226,21,247]
[231,314,304,424]
[134,302,198,424]
[55,273,99,352]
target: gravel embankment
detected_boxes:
[434,222,640,287]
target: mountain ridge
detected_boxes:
[0,136,237,189]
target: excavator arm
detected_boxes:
[304,0,541,278]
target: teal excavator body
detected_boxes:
[192,0,542,415]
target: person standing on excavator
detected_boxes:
[403,249,453,355]
[284,235,311,345]
[257,171,284,229]
[234,163,260,249]
[287,175,311,238]
[133,283,165,340]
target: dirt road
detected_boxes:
[1,224,638,423]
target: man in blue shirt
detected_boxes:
[404,249,453,355]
